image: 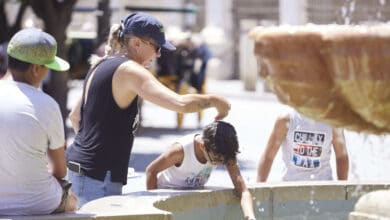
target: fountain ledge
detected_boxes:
[2,181,390,220]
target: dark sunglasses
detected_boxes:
[140,39,161,54]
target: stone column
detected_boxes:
[279,0,307,24]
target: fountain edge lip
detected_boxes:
[82,181,390,215]
[248,23,390,40]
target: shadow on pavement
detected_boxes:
[135,126,201,138]
[129,152,160,172]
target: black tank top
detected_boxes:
[67,55,139,184]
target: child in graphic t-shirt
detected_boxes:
[257,110,349,182]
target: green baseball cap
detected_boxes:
[7,28,69,71]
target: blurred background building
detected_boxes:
[3,0,390,81]
[1,0,390,121]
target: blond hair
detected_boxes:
[89,24,128,68]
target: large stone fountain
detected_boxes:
[249,24,390,219]
[249,24,390,134]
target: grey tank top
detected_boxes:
[281,111,333,181]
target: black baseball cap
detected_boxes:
[120,12,176,51]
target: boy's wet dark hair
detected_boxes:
[202,121,240,164]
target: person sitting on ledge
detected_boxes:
[146,121,256,220]
[0,28,77,215]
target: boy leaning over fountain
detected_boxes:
[146,121,256,220]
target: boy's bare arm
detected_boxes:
[226,161,256,220]
[332,128,349,180]
[257,115,289,182]
[145,143,184,190]
[47,143,67,179]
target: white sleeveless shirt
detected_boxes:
[157,134,215,189]
[281,111,333,181]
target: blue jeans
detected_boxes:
[67,170,123,208]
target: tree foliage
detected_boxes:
[0,0,28,43]
[1,0,78,136]
[29,0,78,133]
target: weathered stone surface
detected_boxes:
[349,190,390,220]
[249,25,390,134]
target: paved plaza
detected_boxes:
[66,79,390,194]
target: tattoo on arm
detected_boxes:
[198,101,211,109]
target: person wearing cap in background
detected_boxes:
[146,121,256,220]
[66,12,231,207]
[0,28,77,215]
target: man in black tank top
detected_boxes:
[68,55,137,184]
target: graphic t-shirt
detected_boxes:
[157,134,215,189]
[281,111,333,181]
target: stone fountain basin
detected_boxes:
[3,181,389,220]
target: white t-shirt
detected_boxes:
[157,134,215,189]
[0,81,65,215]
[281,111,333,181]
